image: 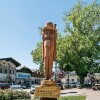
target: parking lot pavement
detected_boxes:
[60,88,100,100]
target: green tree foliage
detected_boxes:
[31,1,100,84]
[59,1,100,84]
[31,42,42,64]
[31,42,43,72]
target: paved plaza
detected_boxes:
[60,88,100,100]
[21,88,100,100]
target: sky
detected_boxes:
[0,0,99,70]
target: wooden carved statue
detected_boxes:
[42,22,57,80]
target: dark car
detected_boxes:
[70,82,77,88]
[63,82,68,89]
[20,84,31,89]
[63,82,71,89]
[0,83,10,89]
[57,83,63,90]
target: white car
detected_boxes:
[30,84,38,94]
[10,85,21,91]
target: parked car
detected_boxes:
[63,82,77,88]
[76,83,81,89]
[20,83,31,89]
[92,84,100,91]
[0,83,10,89]
[20,84,27,89]
[70,82,77,88]
[63,82,70,89]
[57,83,63,90]
[30,84,38,94]
[10,84,21,91]
[26,84,31,88]
[84,81,92,87]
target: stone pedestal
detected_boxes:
[40,97,57,100]
[34,80,60,100]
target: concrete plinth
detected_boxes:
[34,80,60,99]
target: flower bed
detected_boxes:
[0,89,31,100]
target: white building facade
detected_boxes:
[0,58,21,84]
[61,71,78,83]
[16,72,31,85]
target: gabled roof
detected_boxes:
[16,66,31,70]
[16,66,32,75]
[31,69,39,72]
[0,57,21,67]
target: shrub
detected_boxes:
[0,89,31,100]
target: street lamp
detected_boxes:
[54,62,57,82]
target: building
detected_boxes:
[16,66,44,85]
[61,71,78,83]
[31,69,44,84]
[16,66,32,85]
[0,57,21,84]
[53,69,78,83]
[0,57,44,85]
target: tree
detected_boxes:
[31,1,100,84]
[31,42,43,72]
[59,1,100,84]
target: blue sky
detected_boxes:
[0,0,98,69]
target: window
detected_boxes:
[8,63,10,67]
[0,69,2,73]
[13,70,15,74]
[71,79,74,81]
[9,70,11,74]
[4,69,7,74]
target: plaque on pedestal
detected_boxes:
[34,85,60,98]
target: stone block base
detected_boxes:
[40,98,57,100]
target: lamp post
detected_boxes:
[54,62,57,82]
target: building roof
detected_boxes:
[16,66,32,75]
[16,66,32,71]
[16,66,28,70]
[31,69,39,72]
[0,57,21,67]
[32,71,44,78]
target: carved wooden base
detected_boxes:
[34,80,60,100]
[41,80,56,86]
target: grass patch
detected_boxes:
[16,96,86,100]
[58,96,86,100]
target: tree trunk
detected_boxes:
[79,76,84,86]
